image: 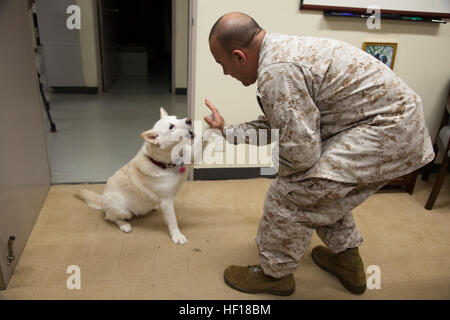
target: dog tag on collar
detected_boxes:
[173,157,185,173]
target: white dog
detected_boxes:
[76,107,211,245]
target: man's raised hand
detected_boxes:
[204,99,225,131]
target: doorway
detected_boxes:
[33,0,189,184]
[98,0,172,94]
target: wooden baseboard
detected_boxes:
[193,166,447,188]
[175,88,187,95]
[193,167,276,180]
[50,87,98,94]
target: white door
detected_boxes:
[0,0,51,289]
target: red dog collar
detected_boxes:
[147,156,185,173]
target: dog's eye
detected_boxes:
[169,124,174,130]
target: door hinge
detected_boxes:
[6,236,15,265]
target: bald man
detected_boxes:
[204,12,434,296]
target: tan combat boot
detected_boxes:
[311,246,367,294]
[223,265,295,296]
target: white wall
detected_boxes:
[193,0,450,168]
[35,0,85,87]
[36,0,99,88]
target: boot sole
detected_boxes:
[311,252,366,295]
[223,274,295,297]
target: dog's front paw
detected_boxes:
[171,233,187,245]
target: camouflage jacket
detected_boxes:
[223,33,434,183]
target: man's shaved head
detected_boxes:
[209,12,262,53]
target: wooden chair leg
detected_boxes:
[406,170,419,195]
[425,156,449,210]
[421,162,433,181]
[422,145,437,181]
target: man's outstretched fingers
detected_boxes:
[204,99,225,131]
[204,115,212,126]
[205,99,218,115]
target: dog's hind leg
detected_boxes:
[114,220,132,233]
[104,208,133,233]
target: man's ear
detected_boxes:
[232,50,246,65]
[160,107,168,118]
[141,129,159,145]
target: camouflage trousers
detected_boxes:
[256,177,387,278]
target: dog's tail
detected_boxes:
[75,189,102,210]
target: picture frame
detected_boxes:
[362,42,398,69]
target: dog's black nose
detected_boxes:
[186,118,192,125]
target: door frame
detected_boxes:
[95,0,196,177]
[93,0,104,94]
[171,0,176,94]
[187,0,197,181]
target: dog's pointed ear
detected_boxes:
[141,129,159,145]
[160,107,168,118]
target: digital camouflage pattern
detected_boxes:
[222,33,434,278]
[224,33,434,183]
[256,177,387,278]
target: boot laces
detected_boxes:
[248,265,262,273]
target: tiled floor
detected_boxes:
[109,75,170,94]
[44,92,187,183]
[1,175,449,300]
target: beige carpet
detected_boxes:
[1,175,449,300]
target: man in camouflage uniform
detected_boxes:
[204,12,434,296]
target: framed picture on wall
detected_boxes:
[362,42,398,69]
